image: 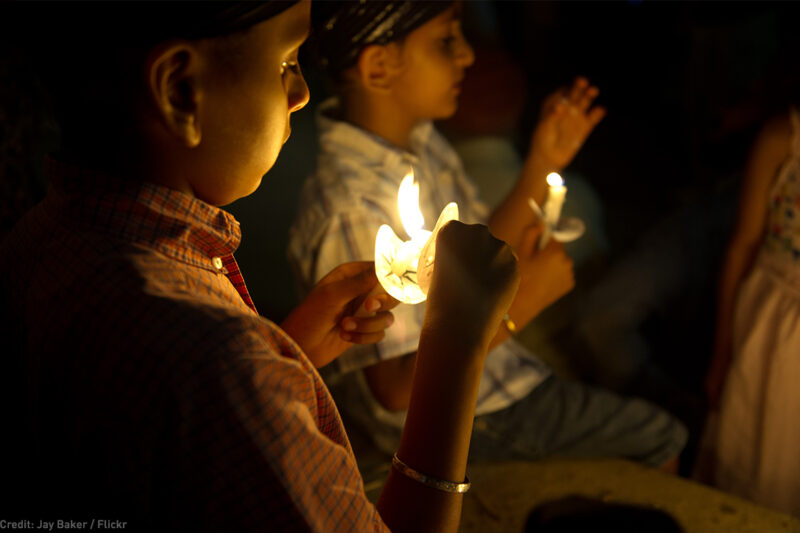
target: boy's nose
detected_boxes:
[457,36,475,68]
[289,72,310,113]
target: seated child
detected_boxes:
[1,2,523,531]
[289,0,687,471]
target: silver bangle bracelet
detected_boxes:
[391,454,471,494]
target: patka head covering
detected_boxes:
[34,1,302,149]
[127,1,301,42]
[309,0,453,76]
[39,1,300,48]
[38,1,303,90]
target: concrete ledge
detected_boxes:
[460,459,800,532]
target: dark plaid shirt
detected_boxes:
[0,158,387,532]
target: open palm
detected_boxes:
[530,77,606,170]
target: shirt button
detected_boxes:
[212,257,223,270]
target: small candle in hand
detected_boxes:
[543,172,567,228]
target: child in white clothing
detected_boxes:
[703,107,800,516]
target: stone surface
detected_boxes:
[459,459,800,533]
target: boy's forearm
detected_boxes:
[363,352,417,412]
[488,153,551,248]
[376,322,490,533]
[364,324,509,413]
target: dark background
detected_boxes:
[3,0,800,471]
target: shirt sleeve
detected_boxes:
[175,315,389,532]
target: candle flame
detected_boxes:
[546,172,564,187]
[398,172,425,240]
[373,171,459,304]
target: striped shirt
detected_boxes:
[0,158,387,532]
[288,98,550,417]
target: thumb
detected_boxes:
[329,266,379,305]
[519,222,544,256]
[542,88,566,115]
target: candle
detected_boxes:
[528,172,585,249]
[536,172,567,249]
[543,172,567,228]
[373,172,458,304]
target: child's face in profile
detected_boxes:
[389,3,474,121]
[194,0,311,205]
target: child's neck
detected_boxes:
[341,91,420,152]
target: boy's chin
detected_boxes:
[432,101,459,121]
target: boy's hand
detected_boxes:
[424,221,519,345]
[506,222,575,329]
[281,262,398,368]
[528,76,606,171]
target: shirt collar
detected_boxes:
[316,97,434,185]
[44,157,241,273]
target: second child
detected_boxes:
[289,1,687,471]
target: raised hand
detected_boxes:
[529,76,606,171]
[424,221,520,346]
[505,222,575,330]
[281,261,398,368]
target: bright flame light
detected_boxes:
[546,172,564,188]
[374,170,458,304]
[398,173,426,240]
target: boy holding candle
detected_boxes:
[289,0,687,471]
[1,2,526,531]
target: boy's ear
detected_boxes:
[356,44,402,94]
[145,43,202,147]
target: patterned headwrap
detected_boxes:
[309,1,453,75]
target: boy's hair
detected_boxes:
[31,1,297,156]
[308,0,452,79]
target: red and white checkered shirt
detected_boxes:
[0,158,388,532]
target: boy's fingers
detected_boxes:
[541,237,567,254]
[340,330,386,345]
[569,76,589,103]
[588,106,607,127]
[577,86,599,113]
[331,267,378,303]
[542,88,567,116]
[320,260,372,280]
[370,293,401,311]
[520,223,544,255]
[341,311,394,334]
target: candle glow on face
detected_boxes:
[374,172,458,304]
